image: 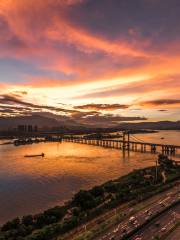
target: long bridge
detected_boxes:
[63,132,180,156]
[8,131,180,156]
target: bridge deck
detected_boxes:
[101,139,180,149]
[63,137,180,156]
[65,138,180,149]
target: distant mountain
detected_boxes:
[0,114,179,132]
[0,115,61,131]
[117,121,180,130]
[0,113,89,134]
[32,112,83,127]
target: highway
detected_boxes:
[166,225,180,240]
[95,184,180,240]
[131,203,180,240]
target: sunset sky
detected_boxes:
[0,0,180,124]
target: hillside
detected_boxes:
[0,115,63,131]
[117,121,180,130]
[0,114,179,132]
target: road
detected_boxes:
[95,184,180,240]
[166,225,180,240]
[131,203,180,240]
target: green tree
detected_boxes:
[90,186,104,197]
[73,190,96,210]
[1,217,20,231]
[22,215,33,226]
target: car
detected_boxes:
[147,211,152,216]
[161,227,166,232]
[134,236,142,240]
[135,224,139,228]
[129,216,136,223]
[113,227,119,233]
[133,220,138,225]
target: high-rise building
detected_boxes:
[17,125,38,132]
[28,125,33,132]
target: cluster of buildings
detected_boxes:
[17,125,38,133]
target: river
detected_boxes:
[0,130,179,224]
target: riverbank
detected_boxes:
[0,155,179,240]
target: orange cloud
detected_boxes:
[0,0,180,122]
[0,0,146,57]
[46,20,147,58]
[0,0,150,86]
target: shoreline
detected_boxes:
[0,155,179,240]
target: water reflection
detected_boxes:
[131,130,180,145]
[0,130,179,224]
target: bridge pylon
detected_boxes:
[122,131,130,151]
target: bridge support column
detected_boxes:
[131,143,134,151]
[170,147,176,155]
[144,144,146,152]
[127,132,130,151]
[162,146,165,154]
[151,145,156,153]
[122,132,126,150]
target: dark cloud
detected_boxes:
[68,0,180,49]
[0,95,35,108]
[0,104,32,116]
[14,91,28,95]
[0,109,14,113]
[74,103,129,111]
[0,94,147,126]
[72,112,147,127]
[140,99,180,106]
[71,110,98,118]
[0,94,79,114]
[0,105,29,110]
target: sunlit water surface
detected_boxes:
[0,130,179,223]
